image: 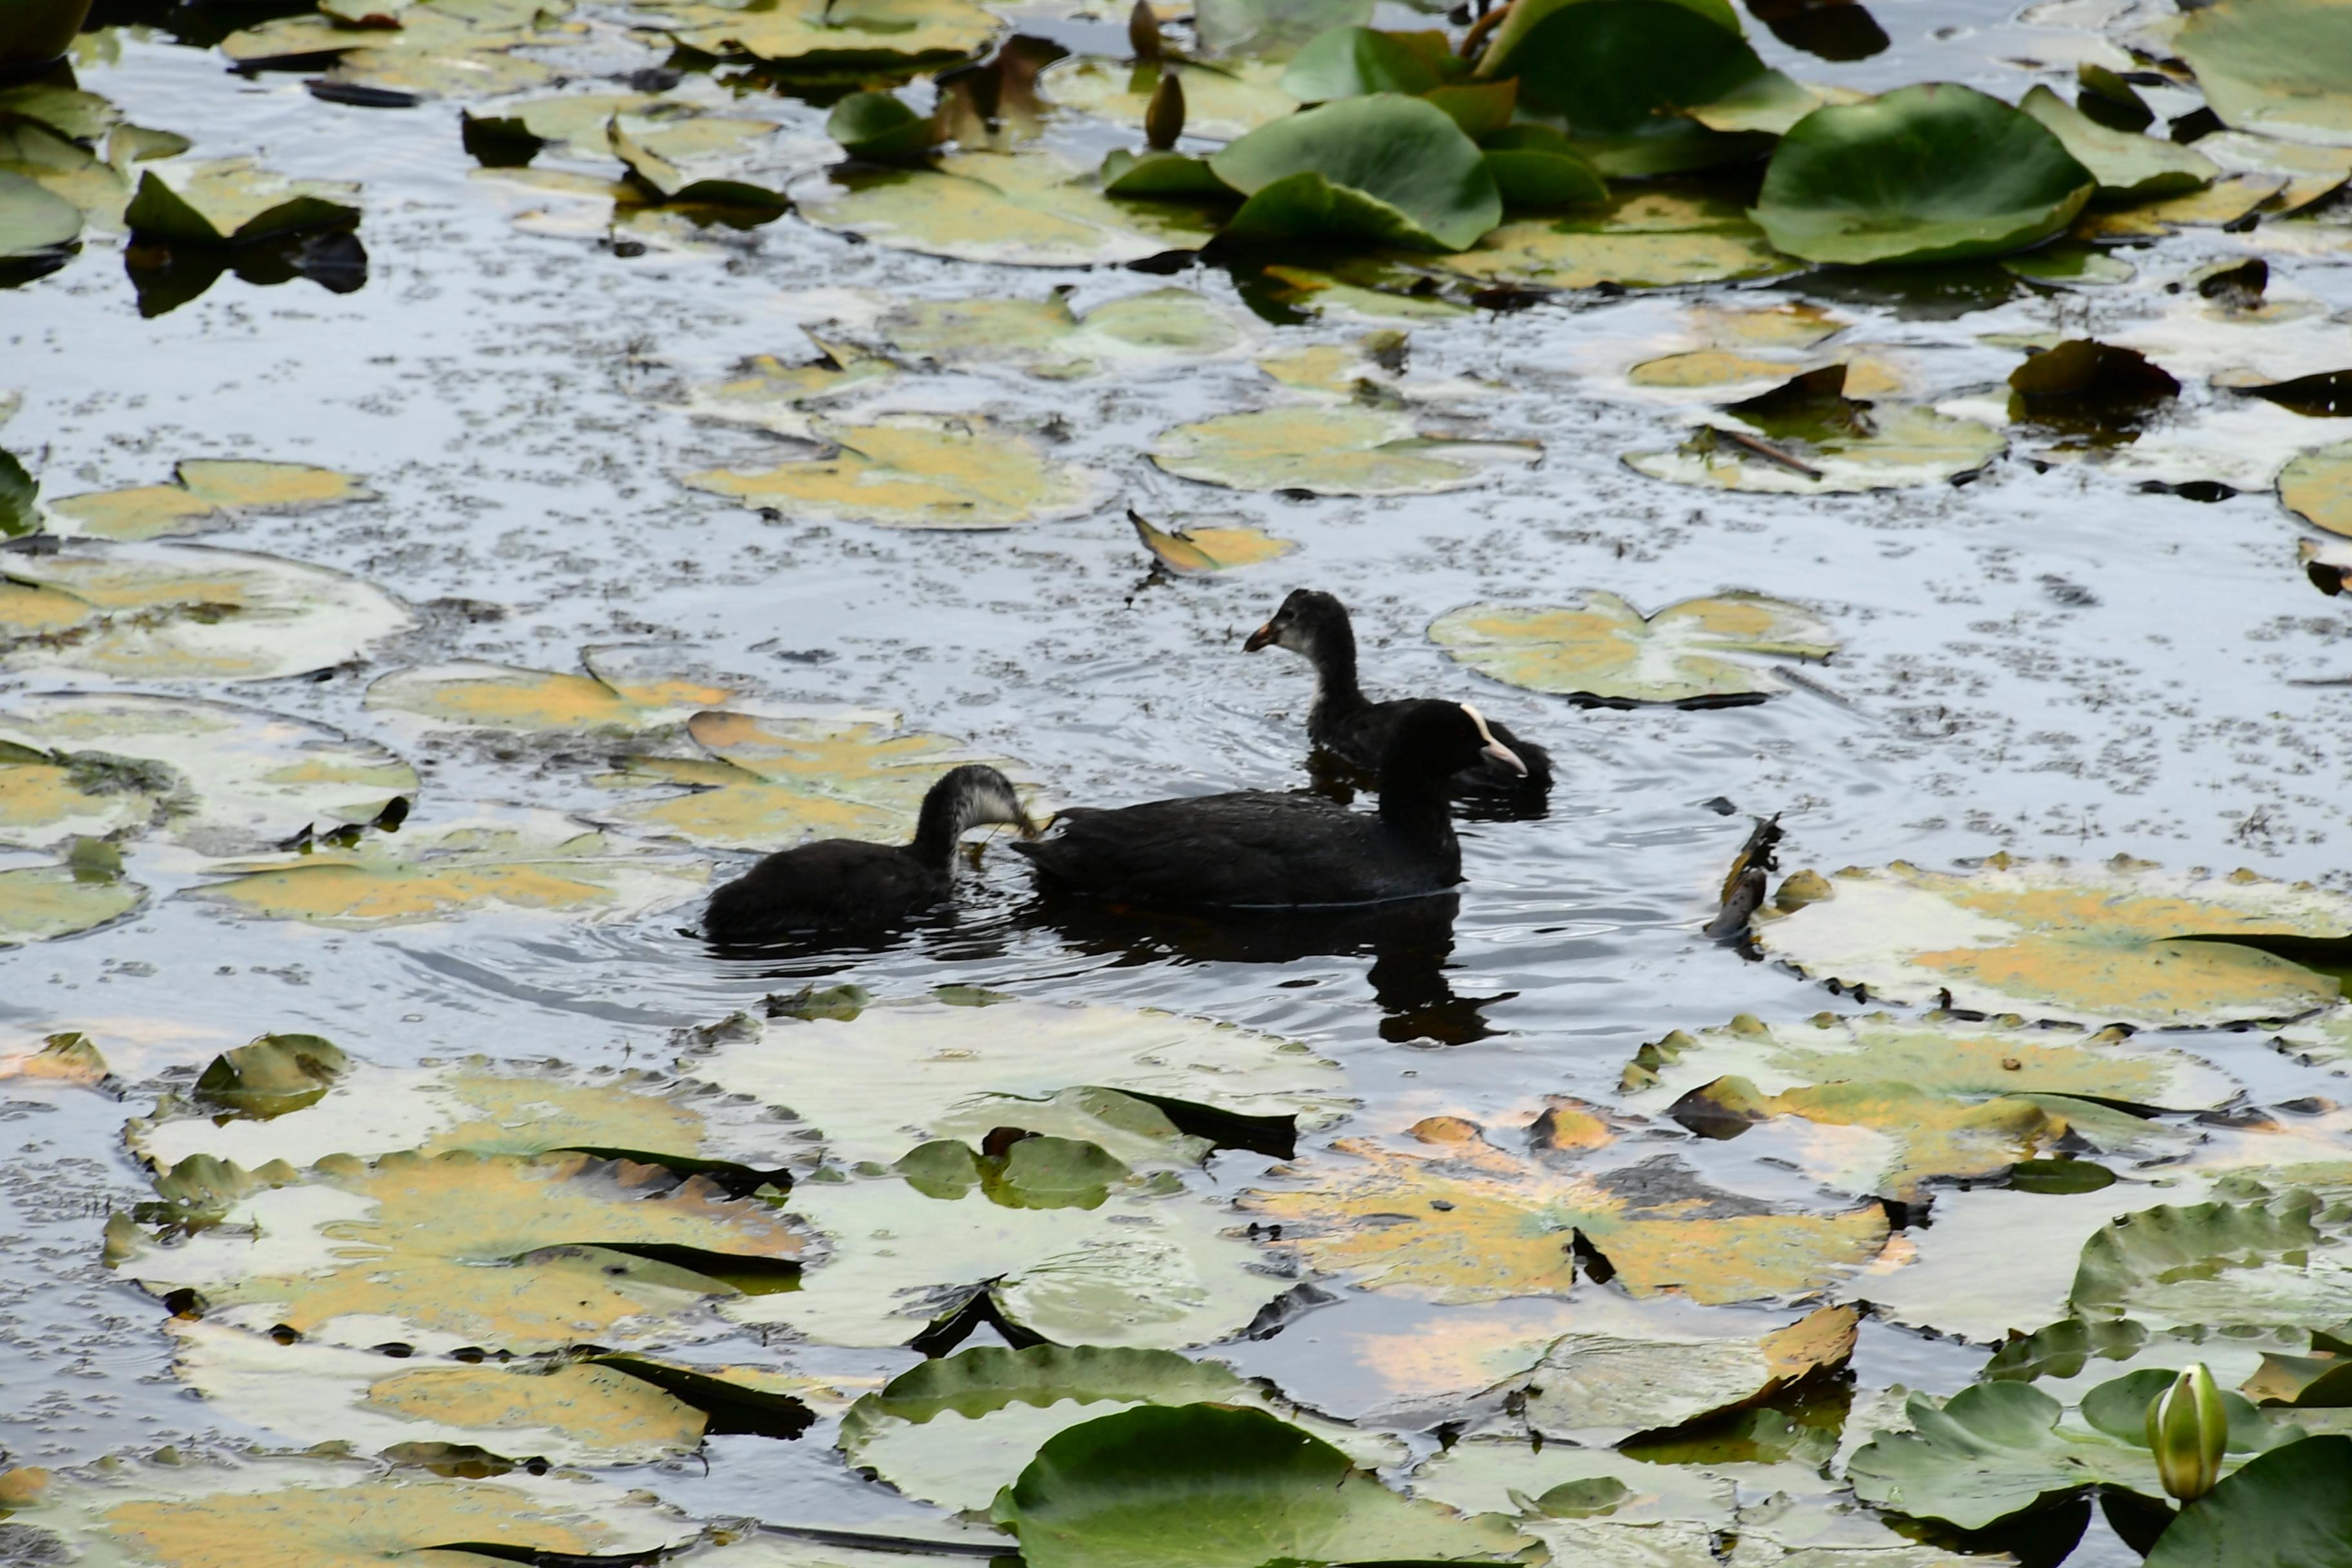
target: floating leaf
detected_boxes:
[0,1030,110,1086]
[683,414,1103,529]
[2198,129,2352,212]
[48,460,373,541]
[1238,1117,1890,1306]
[0,852,144,946]
[2,121,125,232]
[827,91,936,161]
[651,0,998,67]
[2021,85,2219,204]
[2177,0,2352,149]
[606,115,793,211]
[1277,24,1444,101]
[113,1148,810,1352]
[838,1344,1398,1509]
[0,692,415,855]
[0,167,79,257]
[2073,1193,2352,1333]
[221,0,582,98]
[1754,84,2094,266]
[2146,1434,2352,1567]
[2283,439,2352,537]
[794,151,1219,266]
[1627,387,2005,493]
[877,288,1251,379]
[0,540,412,680]
[1480,127,1606,210]
[1257,259,1475,320]
[1129,510,1293,574]
[1509,1303,1858,1445]
[124,159,360,246]
[1208,94,1499,251]
[990,1404,1536,1568]
[684,994,1349,1166]
[1428,593,1836,707]
[190,808,706,928]
[367,650,735,735]
[1752,854,2352,1026]
[681,344,898,432]
[1039,58,1297,141]
[1442,186,1794,291]
[1412,1435,1736,1563]
[1150,405,1536,495]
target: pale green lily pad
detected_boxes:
[0,167,79,257]
[2021,85,2219,204]
[723,1149,1273,1349]
[1510,1304,1859,1446]
[0,691,416,856]
[1627,368,2007,493]
[0,1453,699,1568]
[2073,1193,2352,1333]
[462,92,658,161]
[1150,405,1538,495]
[794,152,1219,266]
[1258,260,1475,320]
[189,808,707,928]
[2282,439,2352,538]
[1039,58,1297,141]
[220,0,581,98]
[2275,1006,2352,1073]
[47,460,374,541]
[2198,130,2352,211]
[679,344,897,432]
[878,288,1252,379]
[367,649,736,735]
[113,1147,810,1353]
[683,994,1350,1166]
[1751,854,2352,1026]
[124,159,360,246]
[650,0,998,67]
[1442,186,1794,291]
[1428,593,1837,706]
[1,120,127,232]
[684,413,1105,529]
[2177,0,2352,148]
[990,1404,1536,1568]
[1,540,413,681]
[838,1344,1400,1509]
[0,854,144,946]
[2145,1435,2352,1568]
[0,84,121,142]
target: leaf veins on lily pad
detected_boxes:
[366,648,736,735]
[1238,1117,1890,1306]
[683,414,1104,529]
[2072,1191,2352,1333]
[46,460,372,541]
[794,152,1218,267]
[114,1148,812,1353]
[1150,405,1537,496]
[1752,853,2352,1026]
[1,540,413,681]
[1428,593,1836,707]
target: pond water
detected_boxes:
[5,0,2352,1563]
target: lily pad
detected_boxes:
[1751,854,2352,1026]
[1754,84,2095,266]
[990,1404,1536,1568]
[607,116,794,211]
[1627,377,2005,493]
[1238,1117,1891,1306]
[877,288,1251,379]
[2073,1193,2352,1333]
[1428,593,1837,707]
[1130,510,1293,573]
[221,0,582,98]
[47,460,372,541]
[0,166,79,257]
[1442,187,1795,291]
[683,994,1349,1166]
[1041,58,1298,141]
[2146,1434,2352,1568]
[682,344,899,430]
[794,152,1219,266]
[604,709,997,849]
[1208,94,1499,251]
[367,651,736,735]
[683,414,1103,529]
[1,540,413,680]
[0,691,416,856]
[190,808,707,928]
[2177,0,2352,148]
[113,1148,810,1352]
[652,0,999,68]
[2282,439,2352,537]
[0,850,144,946]
[2020,85,2219,204]
[838,1344,1398,1509]
[1150,405,1537,495]
[1511,1303,1859,1444]
[124,159,360,246]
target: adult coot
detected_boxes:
[703,763,1032,943]
[1244,589,1552,798]
[1014,701,1522,908]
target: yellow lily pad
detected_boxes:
[1440,190,1797,291]
[0,856,145,946]
[220,0,580,99]
[680,344,898,433]
[113,1147,811,1352]
[190,808,707,928]
[649,0,998,66]
[47,460,371,541]
[2073,172,2286,239]
[1257,262,1475,322]
[1038,57,1297,141]
[0,1030,110,1086]
[1130,510,1293,574]
[793,152,1220,267]
[683,413,1103,529]
[1752,853,2352,1026]
[1150,404,1538,496]
[1427,593,1836,707]
[2282,438,2352,537]
[877,288,1251,379]
[0,540,413,681]
[366,649,736,734]
[1238,1116,1890,1307]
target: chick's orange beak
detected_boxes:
[1242,621,1277,652]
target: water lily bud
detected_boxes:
[1144,70,1186,151]
[2146,1364,2228,1503]
[1128,0,1161,61]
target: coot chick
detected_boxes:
[1013,701,1522,908]
[1244,589,1553,798]
[703,763,1032,943]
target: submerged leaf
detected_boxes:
[1428,593,1837,707]
[684,414,1102,529]
[1150,404,1537,495]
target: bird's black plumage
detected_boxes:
[1013,701,1523,909]
[1244,588,1554,799]
[702,763,1030,944]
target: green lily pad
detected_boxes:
[1483,130,1606,208]
[650,0,997,67]
[124,159,360,246]
[2146,1435,2352,1567]
[1039,59,1298,142]
[2021,85,2219,204]
[0,167,79,257]
[1627,374,2006,493]
[794,151,1219,266]
[2073,1193,2352,1333]
[1,119,125,233]
[828,92,936,160]
[0,852,144,946]
[1482,0,1771,175]
[0,84,120,142]
[1,540,413,681]
[1150,404,1536,495]
[0,448,31,536]
[0,692,415,856]
[2283,439,2352,538]
[46,459,372,542]
[1754,83,2095,266]
[989,1404,1536,1568]
[877,288,1251,379]
[1509,1302,1858,1446]
[1277,24,1446,101]
[1751,854,2352,1027]
[2177,0,2352,148]
[608,116,791,211]
[1208,93,1499,251]
[683,413,1104,529]
[838,1344,1400,1509]
[1848,1379,2184,1529]
[221,0,580,98]
[1442,186,1794,290]
[1428,593,1836,707]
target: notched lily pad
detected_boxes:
[2021,84,2219,204]
[874,288,1251,380]
[1130,509,1293,574]
[1505,1302,1859,1446]
[1627,363,2006,492]
[1206,93,1500,252]
[47,460,372,541]
[0,845,145,946]
[2073,1192,2352,1333]
[1150,404,1538,495]
[124,159,360,247]
[1428,593,1837,707]
[1041,57,1297,141]
[684,413,1104,529]
[366,649,736,736]
[1442,186,1794,291]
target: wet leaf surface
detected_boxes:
[2175,0,2352,149]
[2282,438,2352,536]
[1150,404,1538,495]
[1429,592,1837,706]
[47,460,372,541]
[683,413,1104,529]
[794,152,1220,266]
[368,650,735,734]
